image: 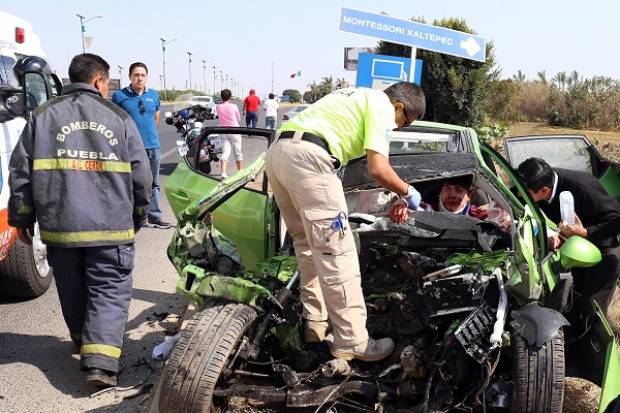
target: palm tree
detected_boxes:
[512,70,526,83]
[537,71,547,84]
[335,77,349,89]
[567,70,581,89]
[320,76,334,94]
[553,71,567,91]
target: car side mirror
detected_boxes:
[559,236,602,269]
[0,86,24,122]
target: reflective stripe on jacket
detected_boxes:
[8,83,152,247]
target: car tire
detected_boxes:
[158,301,257,413]
[510,330,565,413]
[0,224,52,298]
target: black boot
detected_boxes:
[86,368,117,387]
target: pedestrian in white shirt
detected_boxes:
[264,93,279,130]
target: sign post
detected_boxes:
[355,53,422,90]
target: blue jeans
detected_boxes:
[246,111,258,128]
[265,116,276,130]
[146,148,162,222]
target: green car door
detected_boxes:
[165,127,275,270]
[504,135,620,203]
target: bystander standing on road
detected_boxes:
[8,53,152,387]
[112,62,170,229]
[264,93,279,130]
[243,88,260,128]
[217,88,242,178]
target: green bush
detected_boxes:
[474,121,510,145]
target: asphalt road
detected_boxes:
[0,103,291,413]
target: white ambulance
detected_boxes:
[0,11,61,298]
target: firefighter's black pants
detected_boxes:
[47,244,134,373]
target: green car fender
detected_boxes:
[178,266,274,307]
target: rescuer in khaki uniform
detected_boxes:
[266,82,425,361]
[9,53,152,387]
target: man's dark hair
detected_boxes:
[269,93,274,99]
[517,157,555,191]
[220,89,232,101]
[68,53,109,83]
[129,62,148,75]
[443,175,473,189]
[384,82,426,120]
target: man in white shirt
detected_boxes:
[264,93,279,130]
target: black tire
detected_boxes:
[159,301,257,413]
[0,231,52,299]
[510,330,565,413]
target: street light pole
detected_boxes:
[187,51,193,94]
[160,37,177,101]
[117,65,124,88]
[76,14,102,54]
[201,60,207,94]
[212,66,216,96]
[219,70,223,92]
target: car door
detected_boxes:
[504,135,620,203]
[165,127,275,270]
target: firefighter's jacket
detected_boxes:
[8,83,152,247]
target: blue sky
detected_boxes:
[4,0,620,97]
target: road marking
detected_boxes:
[161,146,179,161]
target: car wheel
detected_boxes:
[158,301,257,413]
[510,329,565,413]
[0,224,53,298]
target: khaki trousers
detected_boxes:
[265,135,368,346]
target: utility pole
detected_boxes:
[212,66,216,96]
[76,14,102,54]
[201,60,207,94]
[117,65,124,88]
[160,37,177,101]
[187,51,193,94]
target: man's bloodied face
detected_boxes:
[440,182,471,212]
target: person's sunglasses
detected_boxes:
[138,99,145,115]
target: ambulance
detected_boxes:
[0,11,61,298]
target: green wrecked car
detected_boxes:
[156,124,620,413]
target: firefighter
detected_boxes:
[8,53,151,387]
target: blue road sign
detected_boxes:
[356,53,422,89]
[339,7,486,62]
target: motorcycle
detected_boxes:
[165,103,222,174]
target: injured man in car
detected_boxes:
[347,173,512,232]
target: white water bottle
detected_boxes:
[559,191,575,226]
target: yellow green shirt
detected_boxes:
[279,88,397,165]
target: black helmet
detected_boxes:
[13,56,53,80]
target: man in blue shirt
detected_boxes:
[113,62,170,229]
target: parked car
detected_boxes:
[282,104,309,121]
[157,123,620,413]
[189,95,217,119]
